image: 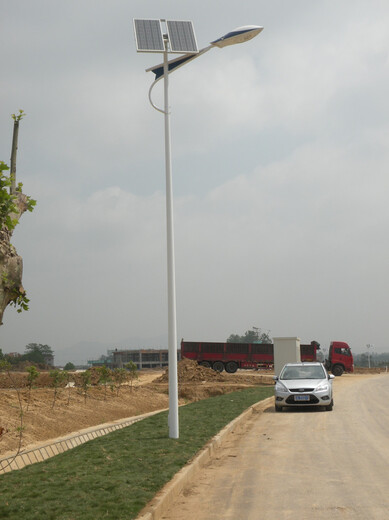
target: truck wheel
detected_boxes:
[332,365,344,376]
[200,361,211,368]
[225,361,238,373]
[213,361,224,373]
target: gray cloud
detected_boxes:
[1,0,388,362]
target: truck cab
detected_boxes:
[326,341,354,376]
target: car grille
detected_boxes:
[289,388,314,392]
[286,395,320,404]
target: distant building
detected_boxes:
[87,348,181,370]
[87,352,114,369]
[112,348,180,370]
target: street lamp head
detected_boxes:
[211,25,264,48]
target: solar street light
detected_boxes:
[133,19,263,439]
[145,25,264,82]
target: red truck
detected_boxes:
[181,339,353,376]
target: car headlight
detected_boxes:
[275,383,289,393]
[315,383,329,392]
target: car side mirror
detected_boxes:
[329,374,335,380]
[273,376,278,381]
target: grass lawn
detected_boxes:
[0,386,273,520]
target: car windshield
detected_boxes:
[280,365,326,380]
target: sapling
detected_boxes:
[97,365,111,400]
[63,370,74,405]
[112,368,127,396]
[49,369,66,409]
[125,362,138,392]
[80,370,91,404]
[25,365,39,411]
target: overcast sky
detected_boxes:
[1,0,388,364]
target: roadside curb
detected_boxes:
[136,396,274,520]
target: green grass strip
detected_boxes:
[0,386,272,520]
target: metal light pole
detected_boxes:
[134,21,264,439]
[162,40,179,438]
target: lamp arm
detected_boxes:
[148,77,165,113]
[147,45,213,113]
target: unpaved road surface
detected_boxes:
[162,374,389,520]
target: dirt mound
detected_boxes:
[0,368,119,389]
[155,358,225,383]
[154,359,275,386]
[0,372,53,389]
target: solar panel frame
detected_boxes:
[166,20,199,54]
[133,19,165,53]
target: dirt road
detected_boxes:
[162,374,389,520]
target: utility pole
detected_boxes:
[366,344,373,368]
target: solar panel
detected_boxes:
[134,19,164,52]
[166,20,198,54]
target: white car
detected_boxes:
[274,362,334,412]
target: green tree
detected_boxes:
[23,348,44,365]
[227,328,272,344]
[64,362,75,371]
[226,334,242,343]
[25,343,53,357]
[257,330,271,343]
[24,343,54,366]
[242,330,260,343]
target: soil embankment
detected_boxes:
[0,359,273,456]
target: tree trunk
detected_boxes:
[0,191,30,325]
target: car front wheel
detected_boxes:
[326,399,334,411]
